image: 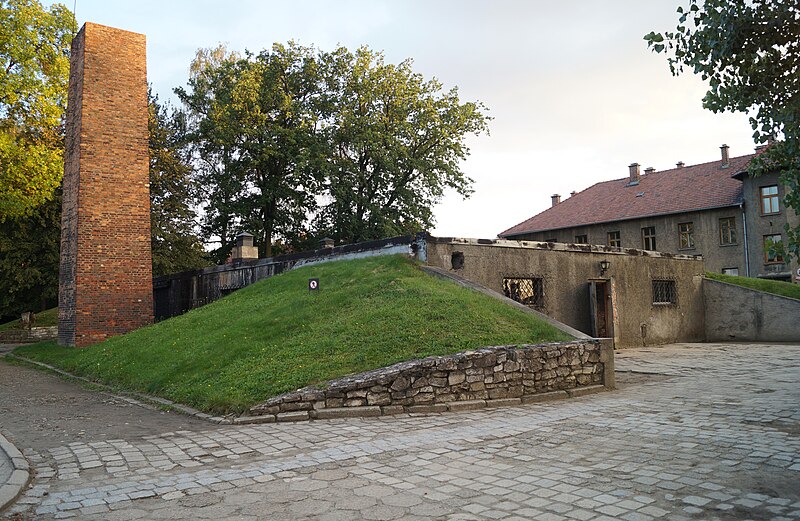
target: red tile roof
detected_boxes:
[499,154,753,237]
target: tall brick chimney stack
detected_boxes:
[720,144,730,167]
[551,194,561,207]
[628,163,640,184]
[59,23,152,347]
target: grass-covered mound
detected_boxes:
[706,271,800,300]
[16,255,571,414]
[0,307,58,332]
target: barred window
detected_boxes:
[503,277,544,309]
[652,279,677,305]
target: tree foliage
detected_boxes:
[0,0,75,220]
[645,0,800,258]
[318,47,489,244]
[148,92,208,277]
[177,42,489,255]
[0,189,60,318]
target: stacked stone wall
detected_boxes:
[58,23,152,347]
[247,340,613,423]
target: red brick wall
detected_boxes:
[59,23,153,347]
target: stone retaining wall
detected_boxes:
[0,327,58,344]
[246,340,614,423]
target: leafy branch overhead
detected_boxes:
[645,0,800,259]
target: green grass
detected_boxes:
[0,307,58,332]
[16,255,571,414]
[706,271,800,300]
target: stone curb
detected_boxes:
[7,354,234,425]
[0,431,29,514]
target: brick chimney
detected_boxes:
[720,144,730,167]
[570,191,577,197]
[628,163,640,184]
[644,167,655,175]
[551,194,561,207]
[676,161,685,169]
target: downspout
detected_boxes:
[741,203,750,277]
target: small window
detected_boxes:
[652,279,677,305]
[503,277,544,309]
[451,251,464,270]
[721,267,739,276]
[607,231,621,248]
[678,222,695,250]
[641,226,656,251]
[574,234,588,244]
[760,185,780,214]
[719,217,737,245]
[764,234,784,264]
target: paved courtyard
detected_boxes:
[2,342,799,520]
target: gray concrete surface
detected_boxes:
[2,342,799,520]
[704,278,800,342]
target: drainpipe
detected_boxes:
[741,203,750,277]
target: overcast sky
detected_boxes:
[58,0,756,239]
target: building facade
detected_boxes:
[499,145,798,282]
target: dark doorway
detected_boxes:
[588,280,612,338]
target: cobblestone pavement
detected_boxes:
[2,342,799,520]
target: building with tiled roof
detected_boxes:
[499,145,798,281]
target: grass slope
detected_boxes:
[16,255,571,414]
[0,307,58,332]
[706,272,800,300]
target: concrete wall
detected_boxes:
[247,340,613,422]
[425,238,706,348]
[509,207,744,276]
[704,278,800,341]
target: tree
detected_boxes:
[318,47,489,243]
[0,0,75,220]
[148,92,208,277]
[645,0,800,259]
[0,189,60,319]
[177,42,327,258]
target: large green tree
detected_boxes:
[148,92,208,277]
[178,43,489,253]
[178,42,328,258]
[645,0,800,258]
[0,0,75,220]
[318,46,489,244]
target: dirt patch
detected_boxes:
[0,355,213,453]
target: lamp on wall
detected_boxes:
[599,259,610,275]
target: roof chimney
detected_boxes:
[551,194,561,207]
[720,144,730,167]
[570,191,577,197]
[628,163,640,184]
[644,167,655,175]
[676,161,685,169]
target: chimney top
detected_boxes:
[676,161,685,169]
[628,163,640,185]
[644,167,655,175]
[720,144,730,167]
[551,194,561,207]
[570,191,577,197]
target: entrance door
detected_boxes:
[588,280,611,338]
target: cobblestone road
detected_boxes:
[3,342,799,520]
